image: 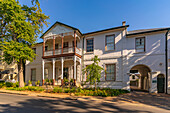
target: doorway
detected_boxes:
[157,74,165,93]
[63,67,69,79]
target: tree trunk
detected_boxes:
[18,60,25,87]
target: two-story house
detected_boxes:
[25,21,170,94]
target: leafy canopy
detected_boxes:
[0,0,49,64]
[82,56,104,86]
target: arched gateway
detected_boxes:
[129,64,151,92]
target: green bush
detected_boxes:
[0,82,5,88]
[6,86,45,92]
[53,87,63,93]
[5,82,13,87]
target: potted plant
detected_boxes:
[70,79,74,86]
[28,80,32,86]
[35,80,40,86]
[45,78,49,85]
[64,77,69,86]
[50,79,53,85]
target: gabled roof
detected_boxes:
[40,21,82,38]
[83,25,129,36]
[127,27,170,37]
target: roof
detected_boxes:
[40,21,82,38]
[83,25,129,36]
[127,27,170,36]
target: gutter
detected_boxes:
[165,29,170,94]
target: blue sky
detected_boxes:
[19,0,170,42]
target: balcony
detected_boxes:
[43,47,81,58]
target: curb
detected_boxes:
[0,91,28,96]
[0,90,77,100]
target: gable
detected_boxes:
[45,24,74,37]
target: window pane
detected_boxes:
[87,39,94,52]
[136,37,145,52]
[106,64,115,80]
[106,35,115,50]
[31,69,36,81]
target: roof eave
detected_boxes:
[127,28,170,37]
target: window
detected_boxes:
[106,64,116,81]
[55,44,59,49]
[32,48,36,54]
[31,69,36,81]
[86,38,94,52]
[132,75,135,79]
[105,35,115,50]
[45,46,48,51]
[63,42,68,48]
[136,37,145,52]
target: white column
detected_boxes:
[52,59,55,79]
[74,55,76,80]
[42,59,45,85]
[61,57,64,79]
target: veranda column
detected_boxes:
[43,38,45,56]
[61,57,64,85]
[74,55,76,86]
[52,58,55,86]
[53,36,55,55]
[61,34,64,54]
[74,31,76,53]
[42,59,45,85]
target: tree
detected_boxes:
[82,55,104,90]
[0,0,49,87]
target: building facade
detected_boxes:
[25,21,170,94]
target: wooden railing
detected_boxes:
[44,47,81,56]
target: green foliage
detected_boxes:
[35,80,40,85]
[45,78,49,83]
[6,86,44,91]
[82,56,104,89]
[0,0,49,87]
[28,80,32,84]
[0,82,5,88]
[53,87,63,93]
[5,82,13,87]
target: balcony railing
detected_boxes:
[44,47,81,57]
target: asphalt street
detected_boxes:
[0,93,169,113]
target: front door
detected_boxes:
[157,74,165,93]
[63,67,69,79]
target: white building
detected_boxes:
[25,21,170,94]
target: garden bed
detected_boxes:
[0,82,129,97]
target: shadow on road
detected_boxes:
[0,95,154,113]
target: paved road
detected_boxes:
[0,92,169,113]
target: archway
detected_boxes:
[129,64,151,91]
[157,74,165,93]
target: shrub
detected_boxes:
[53,87,63,93]
[0,82,5,88]
[64,88,70,93]
[13,82,19,88]
[28,80,32,84]
[6,86,45,91]
[5,82,13,87]
[35,80,40,86]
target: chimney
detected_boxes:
[122,21,126,26]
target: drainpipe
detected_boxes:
[165,29,170,94]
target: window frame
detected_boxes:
[105,64,116,81]
[86,38,94,53]
[105,34,115,51]
[135,37,145,53]
[31,68,36,81]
